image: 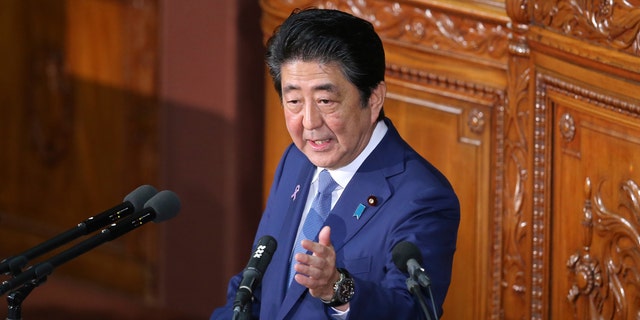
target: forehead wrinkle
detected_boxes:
[313,83,338,93]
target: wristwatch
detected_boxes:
[320,268,355,307]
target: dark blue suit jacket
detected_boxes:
[211,119,460,319]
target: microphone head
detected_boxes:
[124,185,159,211]
[246,235,277,274]
[144,190,181,222]
[392,241,424,273]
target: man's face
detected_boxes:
[280,60,384,170]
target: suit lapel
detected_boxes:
[328,120,405,254]
[325,168,392,253]
[274,163,315,319]
[276,163,315,273]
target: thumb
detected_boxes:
[318,226,332,247]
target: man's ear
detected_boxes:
[369,81,386,122]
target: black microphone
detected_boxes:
[392,241,438,320]
[0,184,158,276]
[0,190,180,296]
[233,235,277,314]
[392,241,431,288]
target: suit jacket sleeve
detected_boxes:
[345,178,460,319]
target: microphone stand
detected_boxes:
[5,277,46,320]
[232,301,252,320]
[405,277,433,320]
[425,285,438,320]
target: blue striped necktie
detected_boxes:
[288,169,338,286]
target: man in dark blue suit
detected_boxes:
[211,8,459,319]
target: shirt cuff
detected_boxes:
[329,306,350,320]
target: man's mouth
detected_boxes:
[308,138,333,149]
[312,139,331,145]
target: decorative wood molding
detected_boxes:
[568,177,640,319]
[501,54,532,319]
[386,62,503,106]
[506,0,529,25]
[260,0,510,65]
[505,0,530,56]
[532,72,549,320]
[492,98,508,320]
[539,73,640,119]
[532,0,640,56]
[499,13,532,318]
[468,108,487,134]
[558,112,576,142]
[373,2,509,65]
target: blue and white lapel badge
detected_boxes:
[353,203,366,220]
[291,185,301,201]
[354,195,379,219]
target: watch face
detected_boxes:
[339,278,355,302]
[323,268,355,306]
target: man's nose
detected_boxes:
[302,103,323,129]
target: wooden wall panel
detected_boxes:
[534,62,640,319]
[385,81,494,320]
[550,91,640,319]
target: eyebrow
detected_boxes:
[282,83,339,94]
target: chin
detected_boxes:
[308,158,335,169]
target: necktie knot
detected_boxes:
[318,169,338,197]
